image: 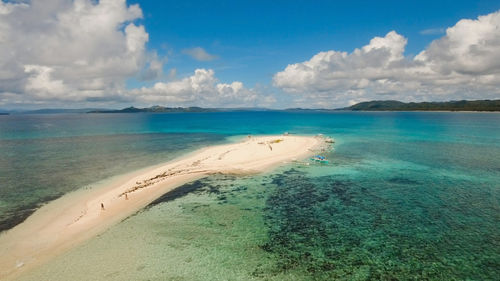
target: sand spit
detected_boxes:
[0,135,327,280]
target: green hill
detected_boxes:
[343,100,500,112]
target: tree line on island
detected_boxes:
[340,99,500,112]
[88,99,500,113]
[2,99,499,115]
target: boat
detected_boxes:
[310,155,329,164]
[325,137,335,143]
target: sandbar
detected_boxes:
[0,135,327,280]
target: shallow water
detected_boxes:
[1,111,499,280]
[0,131,227,231]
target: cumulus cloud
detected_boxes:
[274,10,500,107]
[129,68,275,107]
[24,65,67,99]
[0,0,265,108]
[182,47,218,61]
[0,0,152,105]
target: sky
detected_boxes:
[1,0,500,109]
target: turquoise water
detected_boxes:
[1,112,499,280]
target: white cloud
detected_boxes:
[416,11,500,76]
[419,28,445,35]
[0,0,263,108]
[182,47,218,61]
[24,65,67,99]
[274,10,500,107]
[140,51,165,81]
[0,0,151,105]
[129,68,275,107]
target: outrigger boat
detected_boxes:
[310,155,329,164]
[324,137,335,143]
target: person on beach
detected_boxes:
[101,203,105,210]
[125,193,128,200]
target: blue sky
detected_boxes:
[134,0,500,86]
[1,0,500,108]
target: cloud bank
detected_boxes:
[130,69,275,107]
[273,10,500,107]
[0,0,149,105]
[0,0,265,108]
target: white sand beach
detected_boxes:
[0,135,326,280]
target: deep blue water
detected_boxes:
[1,111,499,280]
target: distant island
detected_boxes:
[87,106,272,113]
[88,100,500,113]
[4,108,109,114]
[342,99,500,112]
[22,108,106,114]
[3,99,499,115]
[88,106,219,113]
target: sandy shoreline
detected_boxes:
[0,135,327,280]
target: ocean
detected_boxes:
[0,111,499,280]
